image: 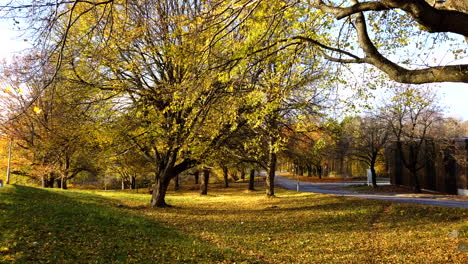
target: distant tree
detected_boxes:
[107,149,152,190]
[248,169,256,191]
[200,168,210,195]
[461,121,468,137]
[0,54,102,189]
[383,85,442,192]
[349,115,390,187]
[282,120,336,179]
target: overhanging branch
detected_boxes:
[312,0,468,37]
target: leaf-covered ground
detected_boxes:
[1,184,467,263]
[0,185,256,263]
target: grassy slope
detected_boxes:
[1,184,467,263]
[0,185,256,263]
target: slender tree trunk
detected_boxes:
[410,169,421,193]
[121,178,125,190]
[307,165,312,177]
[194,171,199,184]
[317,165,322,179]
[370,158,377,188]
[130,176,136,190]
[222,166,229,188]
[151,176,171,207]
[174,174,180,191]
[200,168,209,195]
[6,138,12,184]
[240,170,245,181]
[266,147,277,197]
[409,146,422,193]
[42,175,46,188]
[47,174,55,188]
[248,169,255,191]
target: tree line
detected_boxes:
[0,0,467,206]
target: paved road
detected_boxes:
[275,174,468,209]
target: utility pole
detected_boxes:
[6,138,12,184]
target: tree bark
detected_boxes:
[248,169,255,191]
[313,0,468,37]
[56,178,62,189]
[47,173,55,188]
[200,168,209,195]
[409,145,422,193]
[266,149,277,197]
[130,176,136,190]
[61,177,68,190]
[222,166,229,188]
[194,170,199,184]
[370,158,378,188]
[174,174,180,191]
[307,165,312,177]
[151,176,171,207]
[121,178,125,190]
[317,165,322,179]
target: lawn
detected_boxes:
[1,183,467,263]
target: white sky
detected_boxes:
[1,14,467,120]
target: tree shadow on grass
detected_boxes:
[151,193,467,236]
[0,185,260,264]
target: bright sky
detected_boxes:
[1,14,467,120]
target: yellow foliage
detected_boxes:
[33,106,42,114]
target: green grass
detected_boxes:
[0,185,256,263]
[1,184,467,263]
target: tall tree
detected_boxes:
[58,0,310,206]
[0,54,102,188]
[349,115,390,187]
[383,84,442,192]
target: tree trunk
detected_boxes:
[174,174,180,191]
[47,174,55,188]
[410,169,421,193]
[194,170,199,184]
[317,165,322,179]
[121,178,125,190]
[222,166,229,188]
[409,145,422,193]
[56,178,62,188]
[130,176,136,190]
[266,149,277,197]
[151,176,171,207]
[42,175,46,188]
[307,165,312,177]
[370,158,377,188]
[61,177,68,190]
[200,168,209,195]
[248,169,255,191]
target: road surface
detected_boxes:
[274,174,468,209]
